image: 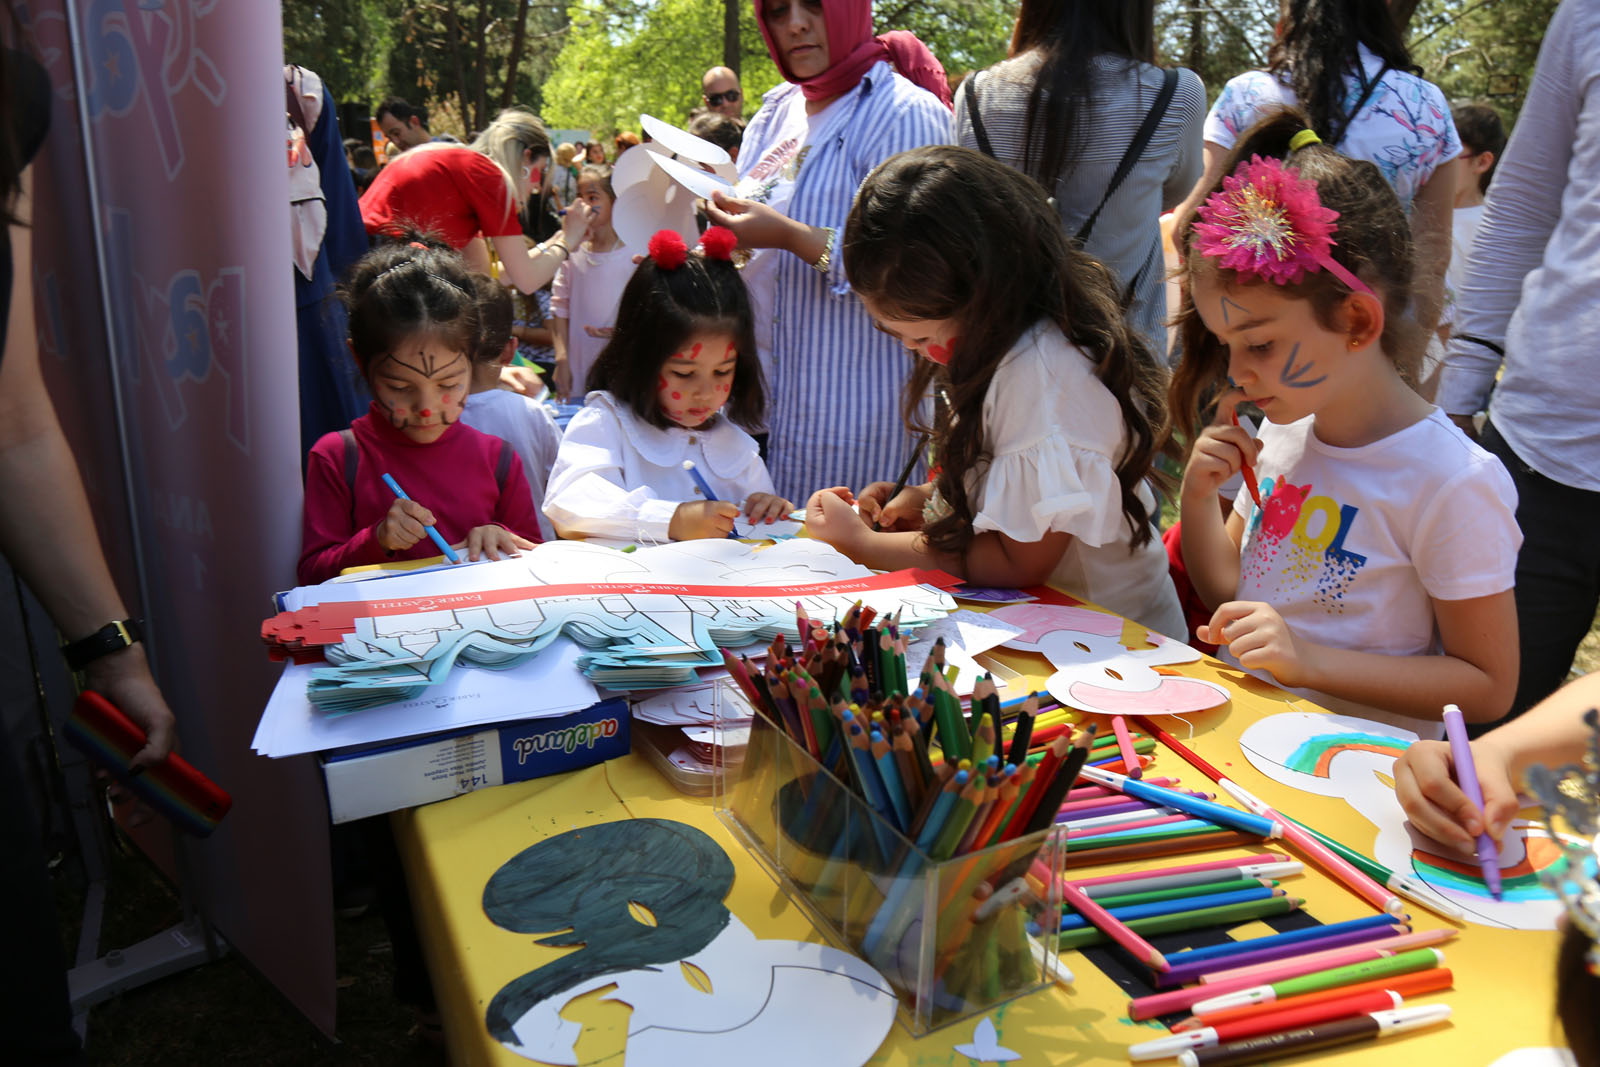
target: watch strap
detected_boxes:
[62,618,143,672]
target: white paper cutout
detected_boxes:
[988,604,1228,717]
[1488,1050,1578,1067]
[612,141,699,252]
[1238,711,1562,929]
[953,1016,1022,1063]
[903,610,1025,696]
[502,916,896,1066]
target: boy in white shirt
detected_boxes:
[1438,104,1506,348]
[465,275,562,540]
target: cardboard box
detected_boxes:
[321,697,630,822]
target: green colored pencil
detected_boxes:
[1073,876,1273,911]
[1056,896,1302,950]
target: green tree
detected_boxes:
[1410,0,1556,121]
[281,0,397,105]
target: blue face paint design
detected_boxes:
[1279,343,1327,389]
[1219,296,1254,326]
[482,819,735,1045]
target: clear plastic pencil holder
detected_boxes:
[712,682,1063,1036]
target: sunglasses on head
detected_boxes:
[706,88,741,107]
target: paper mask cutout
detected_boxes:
[612,142,700,253]
[262,540,957,710]
[640,114,733,171]
[989,604,1228,717]
[483,819,896,1065]
[1239,711,1562,929]
[953,1016,1021,1063]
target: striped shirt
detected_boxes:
[953,56,1206,356]
[739,62,950,501]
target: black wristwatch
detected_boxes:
[62,618,143,672]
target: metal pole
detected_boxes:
[60,0,157,666]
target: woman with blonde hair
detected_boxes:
[360,107,591,293]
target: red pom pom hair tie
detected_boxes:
[699,226,738,262]
[647,230,689,271]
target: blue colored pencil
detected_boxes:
[1078,766,1282,839]
[1057,886,1282,931]
[380,472,461,563]
[682,460,737,538]
[872,730,914,830]
[1163,913,1404,964]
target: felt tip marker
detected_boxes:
[1442,702,1503,900]
[380,473,461,563]
[1129,990,1402,1059]
[1174,1004,1452,1067]
[1191,947,1446,1014]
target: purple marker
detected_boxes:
[1442,703,1503,900]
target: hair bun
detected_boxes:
[699,226,737,262]
[647,229,688,271]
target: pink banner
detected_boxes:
[24,1,333,1034]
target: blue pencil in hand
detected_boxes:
[380,472,461,563]
[682,459,737,539]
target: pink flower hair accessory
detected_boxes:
[1193,155,1374,297]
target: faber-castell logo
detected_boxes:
[511,718,620,763]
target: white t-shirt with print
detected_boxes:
[1440,203,1486,331]
[1203,46,1461,210]
[1227,408,1519,735]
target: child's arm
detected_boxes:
[542,407,702,542]
[1395,673,1600,851]
[806,489,1073,587]
[1179,406,1258,609]
[1198,589,1518,723]
[551,317,572,399]
[298,445,430,585]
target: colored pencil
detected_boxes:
[1078,766,1281,838]
[1056,873,1172,972]
[1159,923,1410,986]
[1077,861,1302,899]
[1164,914,1406,966]
[1054,895,1301,950]
[1063,820,1224,850]
[1283,815,1466,920]
[1230,409,1264,511]
[1063,853,1293,889]
[1217,779,1406,916]
[1443,702,1503,899]
[1058,831,1260,868]
[1082,876,1275,911]
[1173,1004,1452,1067]
[1110,715,1142,778]
[1064,813,1193,839]
[1199,928,1456,985]
[1058,887,1285,932]
[380,472,461,563]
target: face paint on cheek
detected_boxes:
[419,408,432,417]
[924,336,960,365]
[1279,343,1327,389]
[671,392,682,400]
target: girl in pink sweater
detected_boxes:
[299,239,542,585]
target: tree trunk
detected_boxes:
[1186,4,1205,75]
[471,2,492,131]
[444,7,473,136]
[723,0,740,75]
[502,0,533,110]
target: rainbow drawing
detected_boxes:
[1414,833,1561,903]
[1283,732,1411,777]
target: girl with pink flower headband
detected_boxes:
[543,228,794,543]
[1168,108,1521,740]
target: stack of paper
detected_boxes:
[260,539,958,712]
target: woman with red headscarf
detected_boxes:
[706,0,950,502]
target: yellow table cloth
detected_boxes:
[394,633,1562,1065]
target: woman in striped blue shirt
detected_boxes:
[706,0,950,503]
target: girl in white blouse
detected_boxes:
[805,146,1185,638]
[543,228,793,542]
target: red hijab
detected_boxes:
[754,0,952,108]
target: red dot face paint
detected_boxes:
[671,392,681,400]
[419,408,432,417]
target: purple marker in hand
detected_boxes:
[1441,703,1503,900]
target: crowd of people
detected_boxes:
[9,0,1600,1061]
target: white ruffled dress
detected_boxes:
[543,391,775,543]
[959,321,1184,638]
